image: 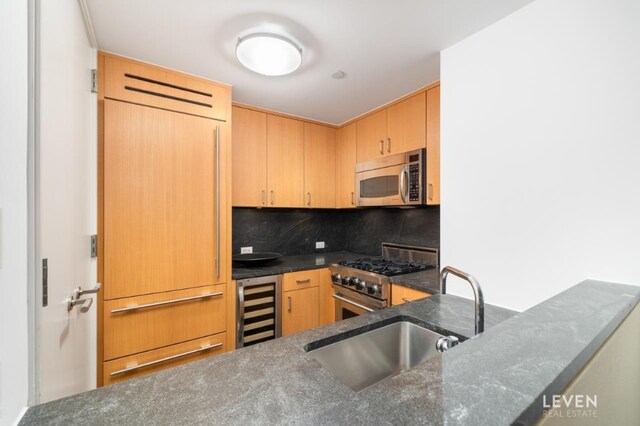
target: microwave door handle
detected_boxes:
[399,165,409,203]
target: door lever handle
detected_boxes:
[78,283,101,297]
[68,297,93,313]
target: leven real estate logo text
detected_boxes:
[542,394,598,419]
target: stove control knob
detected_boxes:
[331,273,341,283]
[368,284,381,295]
[341,276,350,286]
[347,277,357,286]
[355,279,366,291]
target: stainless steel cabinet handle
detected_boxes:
[296,278,311,284]
[387,137,391,153]
[215,126,220,279]
[270,190,275,205]
[379,140,384,154]
[287,296,292,312]
[428,183,433,201]
[261,190,266,205]
[351,192,355,206]
[110,292,223,313]
[402,297,413,303]
[110,343,223,376]
[307,192,311,206]
[332,294,374,312]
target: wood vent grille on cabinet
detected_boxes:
[123,73,213,108]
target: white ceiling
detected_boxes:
[86,0,535,125]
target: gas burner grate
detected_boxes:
[338,257,434,277]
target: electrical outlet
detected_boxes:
[315,241,325,249]
[240,246,253,254]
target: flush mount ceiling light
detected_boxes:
[236,33,302,76]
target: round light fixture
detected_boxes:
[236,33,302,76]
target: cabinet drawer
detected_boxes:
[103,54,230,121]
[391,284,431,306]
[103,333,226,385]
[283,269,319,292]
[104,285,226,360]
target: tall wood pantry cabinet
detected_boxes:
[97,53,234,385]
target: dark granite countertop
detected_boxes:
[233,251,441,295]
[231,251,365,280]
[389,268,441,294]
[21,280,639,426]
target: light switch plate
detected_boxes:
[240,246,253,254]
[315,241,325,249]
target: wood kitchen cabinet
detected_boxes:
[283,286,319,336]
[387,92,426,155]
[99,52,232,386]
[318,268,336,325]
[356,109,387,163]
[232,106,267,207]
[267,115,305,207]
[336,123,357,208]
[426,85,440,205]
[356,93,427,163]
[304,123,337,208]
[391,284,431,306]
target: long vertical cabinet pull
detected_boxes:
[215,126,220,279]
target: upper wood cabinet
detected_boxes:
[336,123,357,208]
[426,85,440,205]
[356,109,387,163]
[387,92,426,155]
[304,123,336,208]
[267,115,305,207]
[356,93,427,163]
[103,54,230,121]
[232,107,267,207]
[103,100,226,300]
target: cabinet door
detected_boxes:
[391,284,431,306]
[318,268,335,326]
[282,287,319,336]
[336,123,357,208]
[356,109,387,163]
[426,86,440,205]
[267,115,304,207]
[387,92,426,155]
[232,107,267,207]
[304,123,336,208]
[104,100,223,300]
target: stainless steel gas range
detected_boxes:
[329,243,439,320]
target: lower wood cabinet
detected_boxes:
[282,287,319,337]
[103,284,226,361]
[103,333,226,385]
[282,269,320,336]
[318,268,336,325]
[391,284,431,306]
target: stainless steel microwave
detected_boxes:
[355,148,426,206]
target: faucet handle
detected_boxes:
[436,335,460,353]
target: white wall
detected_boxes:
[441,0,640,311]
[0,0,30,425]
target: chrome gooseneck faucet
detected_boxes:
[440,266,485,335]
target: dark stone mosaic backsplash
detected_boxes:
[232,207,439,256]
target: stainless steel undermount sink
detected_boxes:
[305,318,461,392]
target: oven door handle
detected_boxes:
[332,294,375,313]
[399,164,409,204]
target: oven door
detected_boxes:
[332,286,387,321]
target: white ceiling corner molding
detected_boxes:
[77,0,97,48]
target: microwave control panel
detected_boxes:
[409,163,420,201]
